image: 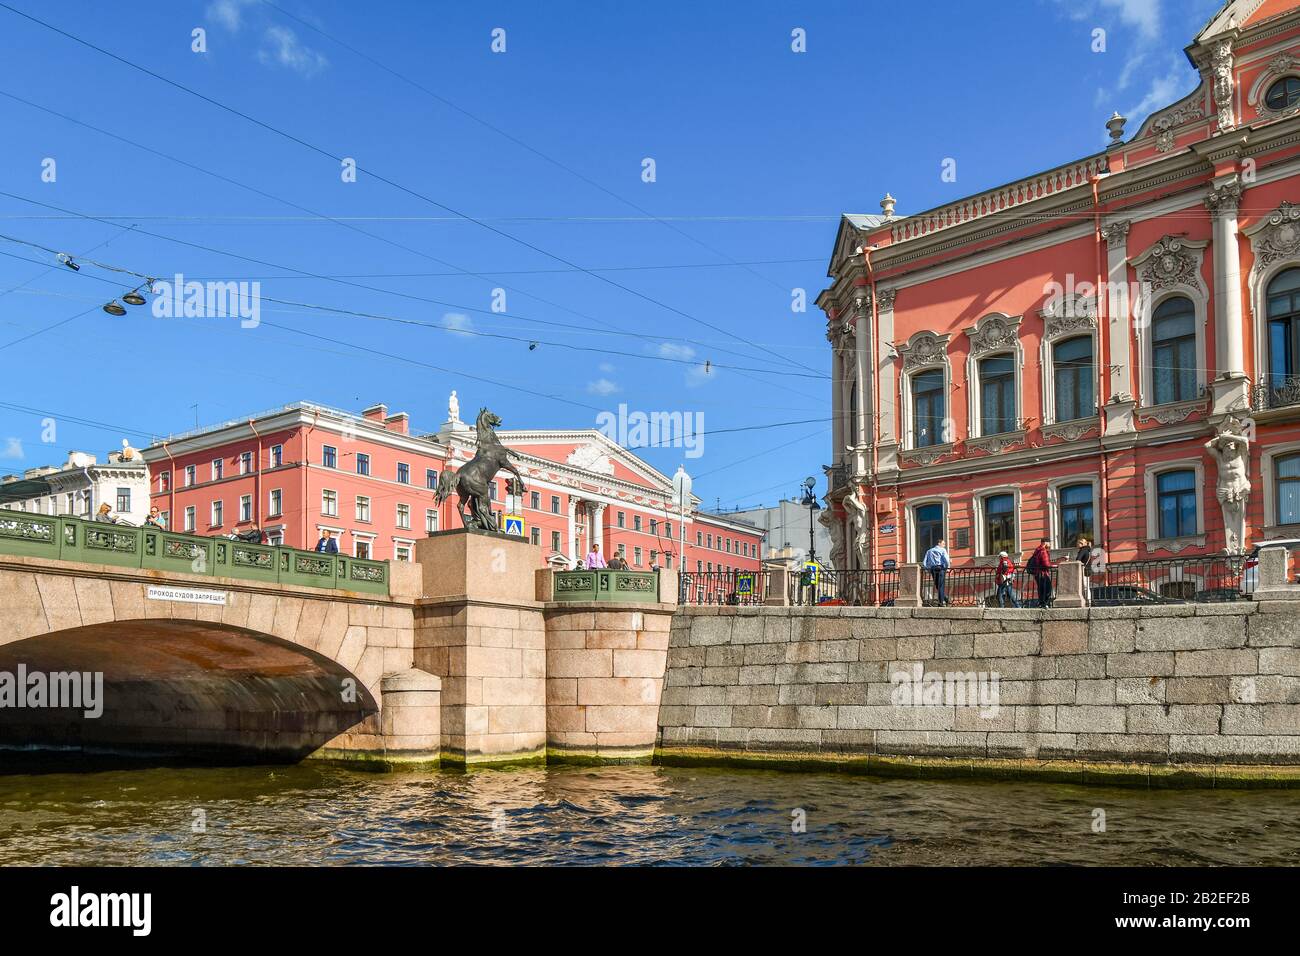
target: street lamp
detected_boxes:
[800,476,821,563]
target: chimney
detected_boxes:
[361,403,387,423]
[384,412,410,436]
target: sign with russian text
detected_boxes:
[146,585,228,606]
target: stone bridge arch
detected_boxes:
[0,557,439,767]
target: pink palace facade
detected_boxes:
[818,0,1300,575]
[138,397,762,575]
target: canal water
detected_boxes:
[1,762,1297,866]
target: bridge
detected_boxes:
[0,515,679,768]
[0,512,434,765]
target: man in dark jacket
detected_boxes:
[1027,538,1054,608]
[315,530,339,554]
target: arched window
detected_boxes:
[1151,296,1197,404]
[1058,483,1095,545]
[1053,336,1094,422]
[1266,268,1300,396]
[1266,76,1300,112]
[914,502,944,557]
[979,354,1016,435]
[1276,453,1300,526]
[982,493,1016,555]
[911,369,945,447]
[1156,470,1198,538]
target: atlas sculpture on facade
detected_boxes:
[434,407,527,533]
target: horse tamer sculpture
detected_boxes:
[434,407,527,533]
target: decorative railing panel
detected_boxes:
[552,569,661,603]
[0,514,388,595]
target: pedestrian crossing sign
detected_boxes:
[736,573,755,595]
[503,515,525,537]
[803,561,818,584]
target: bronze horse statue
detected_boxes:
[434,407,527,533]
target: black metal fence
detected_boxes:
[789,567,900,607]
[678,570,767,606]
[920,566,1059,607]
[1251,375,1300,412]
[1093,555,1249,605]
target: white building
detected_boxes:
[726,497,833,568]
[0,443,151,525]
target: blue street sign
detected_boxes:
[503,515,525,537]
[736,573,755,594]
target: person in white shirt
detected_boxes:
[922,539,951,606]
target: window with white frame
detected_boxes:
[426,508,438,534]
[211,458,224,481]
[239,451,252,475]
[396,503,410,529]
[184,464,196,487]
[211,500,223,527]
[1057,482,1095,547]
[395,544,412,562]
[322,489,338,517]
[270,444,283,467]
[1053,337,1094,422]
[269,489,282,516]
[912,501,945,559]
[355,539,371,560]
[356,496,371,522]
[911,369,946,447]
[239,494,252,523]
[184,506,196,531]
[1150,296,1198,404]
[1155,469,1198,539]
[979,492,1016,556]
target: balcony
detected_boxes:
[1252,376,1300,413]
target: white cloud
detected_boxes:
[207,0,256,32]
[657,342,695,361]
[1,438,23,460]
[1123,57,1192,127]
[1099,0,1161,40]
[442,312,474,336]
[598,362,616,374]
[586,378,620,396]
[686,362,717,388]
[258,26,329,77]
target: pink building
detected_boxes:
[139,398,763,575]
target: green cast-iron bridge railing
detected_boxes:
[0,512,389,596]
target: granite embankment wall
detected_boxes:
[656,601,1300,785]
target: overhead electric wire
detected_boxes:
[0,89,806,376]
[0,4,821,378]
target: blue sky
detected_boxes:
[0,0,1222,510]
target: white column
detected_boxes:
[593,503,606,553]
[876,289,898,471]
[567,497,578,566]
[1101,219,1136,435]
[1206,177,1249,413]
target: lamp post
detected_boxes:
[800,477,821,564]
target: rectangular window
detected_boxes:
[116,487,131,514]
[665,521,672,538]
[551,530,561,552]
[551,496,560,514]
[356,453,370,476]
[696,531,703,546]
[355,539,371,560]
[397,503,411,529]
[531,527,540,546]
[158,471,171,493]
[322,489,338,517]
[489,482,498,501]
[426,509,438,534]
[239,451,252,475]
[426,468,438,490]
[356,496,371,522]
[184,465,196,487]
[1277,453,1300,525]
[323,445,337,469]
[979,354,1016,435]
[395,545,412,562]
[184,506,195,532]
[530,491,540,511]
[912,369,946,447]
[982,493,1016,555]
[617,511,626,528]
[649,519,658,536]
[211,458,224,481]
[270,444,283,467]
[239,495,252,523]
[1156,470,1198,538]
[266,530,282,546]
[269,489,283,516]
[707,534,713,549]
[634,547,643,566]
[633,515,642,532]
[397,462,410,484]
[211,500,223,527]
[64,492,74,514]
[1058,483,1095,546]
